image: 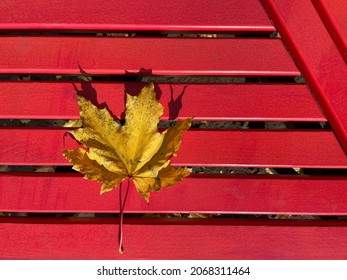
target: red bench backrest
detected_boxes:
[0,0,346,259]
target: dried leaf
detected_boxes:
[63,83,192,202]
[64,119,82,128]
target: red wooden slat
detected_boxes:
[1,173,347,215]
[0,128,346,168]
[261,0,347,153]
[0,82,326,121]
[0,37,299,76]
[312,0,347,62]
[1,217,347,259]
[0,0,274,33]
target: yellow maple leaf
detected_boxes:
[63,83,192,202]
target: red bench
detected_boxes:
[0,0,346,259]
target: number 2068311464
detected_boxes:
[190,267,250,276]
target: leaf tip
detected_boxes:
[140,191,150,203]
[100,185,114,195]
[147,81,155,90]
[62,149,72,160]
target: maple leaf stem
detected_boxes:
[118,177,131,254]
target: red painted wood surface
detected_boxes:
[0,37,299,76]
[1,173,347,215]
[312,0,347,62]
[1,128,346,168]
[0,0,274,33]
[0,82,326,121]
[0,0,345,261]
[1,217,347,259]
[261,0,347,153]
